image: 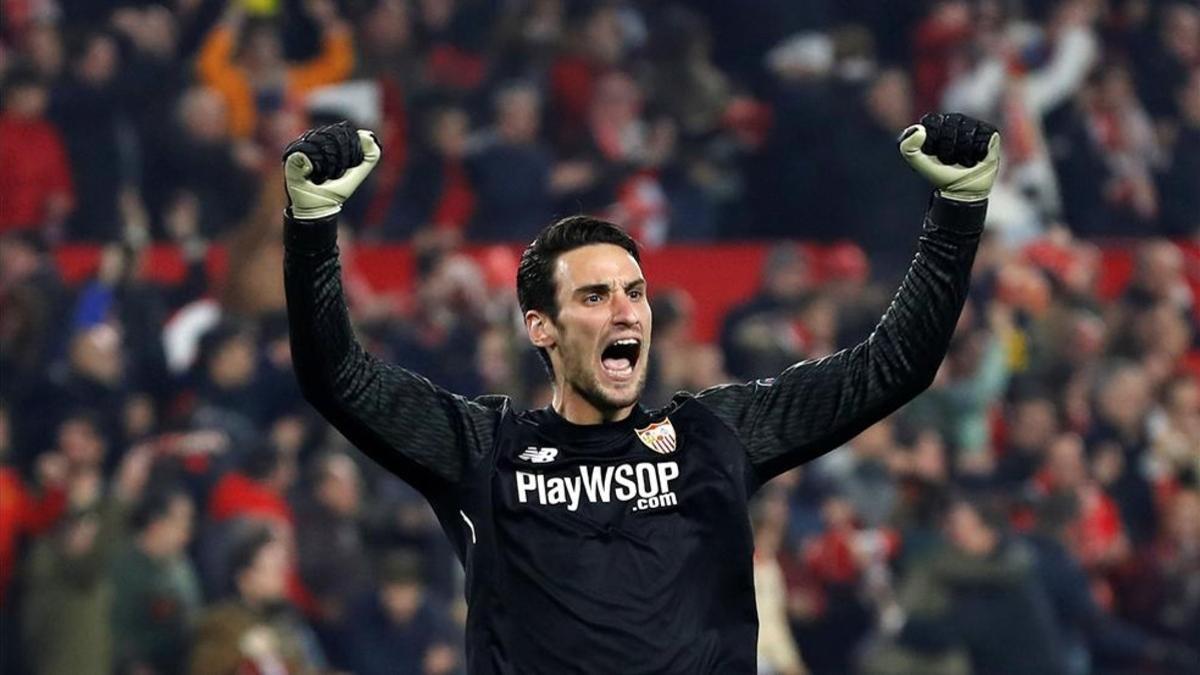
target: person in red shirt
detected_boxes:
[207,446,320,615]
[0,403,67,607]
[0,69,73,236]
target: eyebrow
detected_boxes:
[572,279,646,295]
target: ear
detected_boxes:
[525,310,557,349]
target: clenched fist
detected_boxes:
[282,121,381,220]
[899,113,1001,203]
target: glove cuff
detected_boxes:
[928,193,987,236]
[935,187,991,203]
[288,202,343,220]
[284,209,339,253]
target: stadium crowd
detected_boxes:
[0,0,1198,673]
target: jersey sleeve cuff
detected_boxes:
[927,193,987,237]
[283,209,339,254]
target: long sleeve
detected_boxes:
[696,195,986,485]
[283,212,501,495]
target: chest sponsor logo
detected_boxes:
[635,418,677,454]
[515,461,680,513]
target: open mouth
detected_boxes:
[600,338,641,381]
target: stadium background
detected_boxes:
[0,0,1198,673]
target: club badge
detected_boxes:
[636,418,677,454]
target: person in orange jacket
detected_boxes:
[196,0,355,140]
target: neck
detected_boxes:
[551,382,634,425]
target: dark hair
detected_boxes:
[194,320,255,377]
[945,492,1007,534]
[57,409,104,436]
[377,549,425,587]
[241,442,282,481]
[307,450,353,489]
[1,65,44,97]
[130,485,190,533]
[226,523,275,585]
[516,216,640,374]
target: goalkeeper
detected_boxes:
[283,114,1000,673]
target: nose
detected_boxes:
[611,289,639,327]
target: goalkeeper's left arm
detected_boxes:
[697,113,1001,484]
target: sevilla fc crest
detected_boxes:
[636,418,677,454]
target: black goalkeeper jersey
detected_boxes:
[283,196,987,674]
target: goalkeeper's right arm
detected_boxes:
[282,122,500,495]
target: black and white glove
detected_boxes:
[899,113,1001,203]
[282,121,381,220]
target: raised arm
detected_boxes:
[283,123,500,495]
[698,113,1000,485]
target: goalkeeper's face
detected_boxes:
[542,244,652,414]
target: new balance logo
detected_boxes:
[517,447,558,464]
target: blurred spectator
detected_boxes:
[71,235,207,403]
[1025,491,1197,675]
[1148,374,1200,479]
[576,71,679,244]
[943,0,1100,242]
[195,0,353,140]
[188,321,264,449]
[1120,488,1200,656]
[23,22,66,81]
[340,550,461,675]
[0,68,73,237]
[903,301,1012,470]
[1052,61,1163,236]
[995,391,1061,487]
[188,525,324,675]
[752,487,810,675]
[1033,433,1130,570]
[1131,3,1198,123]
[912,0,973,114]
[111,485,201,675]
[644,289,686,400]
[812,420,901,529]
[720,243,811,381]
[1085,363,1159,545]
[0,233,70,406]
[21,443,154,675]
[466,81,556,241]
[208,444,294,531]
[50,30,126,242]
[0,403,63,672]
[390,250,491,396]
[869,497,1066,675]
[14,326,128,467]
[412,0,491,94]
[0,403,66,616]
[834,68,928,278]
[146,87,257,238]
[792,495,894,675]
[1159,69,1200,236]
[293,451,371,657]
[386,104,475,239]
[549,3,628,147]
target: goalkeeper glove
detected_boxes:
[899,113,1001,203]
[282,121,381,220]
